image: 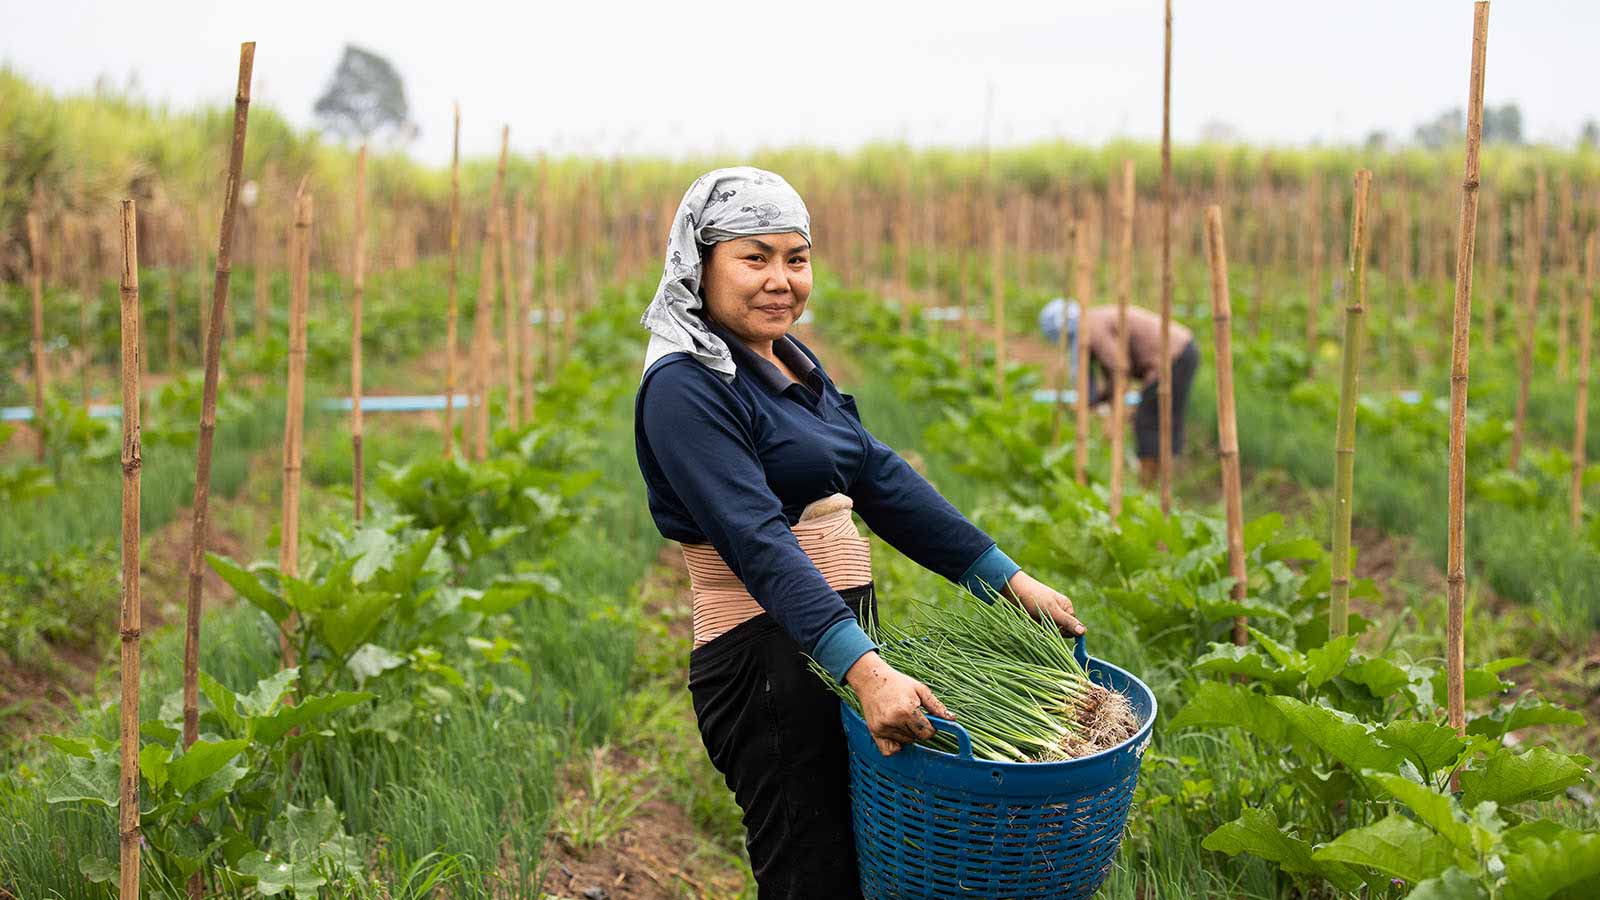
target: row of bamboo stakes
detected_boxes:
[23,2,1600,893]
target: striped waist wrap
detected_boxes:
[679,493,873,649]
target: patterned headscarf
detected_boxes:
[639,166,812,381]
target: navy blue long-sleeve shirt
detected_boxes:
[634,317,1020,682]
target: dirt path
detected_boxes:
[539,547,752,900]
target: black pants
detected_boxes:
[688,584,875,900]
[1135,339,1200,459]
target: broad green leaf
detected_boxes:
[345,643,407,686]
[1269,696,1406,773]
[78,856,118,884]
[1305,635,1360,688]
[1202,807,1363,891]
[167,738,249,795]
[1170,681,1289,743]
[41,734,95,760]
[1375,720,1468,777]
[140,717,180,744]
[45,750,120,807]
[1343,655,1412,699]
[1312,813,1455,883]
[181,762,250,811]
[1243,513,1285,551]
[235,851,325,896]
[1465,699,1586,740]
[199,671,244,736]
[1500,826,1600,900]
[139,742,171,793]
[1193,643,1305,687]
[315,590,398,657]
[1482,657,1531,676]
[251,692,372,745]
[345,526,400,584]
[206,553,289,623]
[1261,537,1324,563]
[355,700,414,742]
[1460,747,1590,808]
[1288,764,1359,810]
[1364,771,1483,853]
[1430,666,1514,704]
[269,797,362,870]
[1404,867,1488,900]
[1248,627,1308,672]
[238,668,299,718]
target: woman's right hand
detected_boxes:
[845,652,950,757]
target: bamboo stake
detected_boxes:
[444,105,462,459]
[471,233,496,461]
[541,156,557,379]
[516,190,538,423]
[1110,160,1135,521]
[1447,1,1489,741]
[1073,222,1092,483]
[960,179,974,369]
[1204,205,1248,646]
[1557,178,1574,381]
[25,207,47,463]
[1482,192,1499,349]
[1509,173,1545,470]
[116,200,143,900]
[279,186,312,668]
[896,165,913,334]
[76,219,95,411]
[167,230,180,371]
[1305,177,1326,369]
[991,196,1007,398]
[182,40,254,748]
[1329,170,1373,639]
[1574,231,1596,531]
[182,44,253,900]
[1053,220,1080,447]
[1158,0,1175,514]
[253,192,272,346]
[499,203,520,431]
[351,145,368,522]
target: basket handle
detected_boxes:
[1074,633,1089,670]
[925,715,975,760]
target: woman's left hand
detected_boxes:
[1003,571,1086,636]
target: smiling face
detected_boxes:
[700,232,812,347]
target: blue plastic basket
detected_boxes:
[840,637,1157,900]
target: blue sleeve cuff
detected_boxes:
[814,618,879,684]
[958,543,1022,602]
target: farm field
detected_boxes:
[6,7,1600,898]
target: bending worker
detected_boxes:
[634,167,1085,899]
[1040,298,1200,486]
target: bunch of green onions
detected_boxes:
[814,589,1137,763]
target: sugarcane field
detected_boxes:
[5,2,1600,897]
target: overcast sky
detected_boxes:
[1,0,1591,165]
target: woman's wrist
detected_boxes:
[844,650,889,692]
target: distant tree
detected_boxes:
[1364,130,1391,152]
[1413,107,1464,149]
[314,45,416,143]
[1482,103,1523,144]
[1580,119,1599,149]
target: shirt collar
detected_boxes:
[704,315,821,395]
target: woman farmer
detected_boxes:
[634,167,1085,898]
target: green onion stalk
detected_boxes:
[812,589,1139,763]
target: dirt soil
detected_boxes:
[538,548,748,900]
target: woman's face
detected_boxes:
[701,232,812,345]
